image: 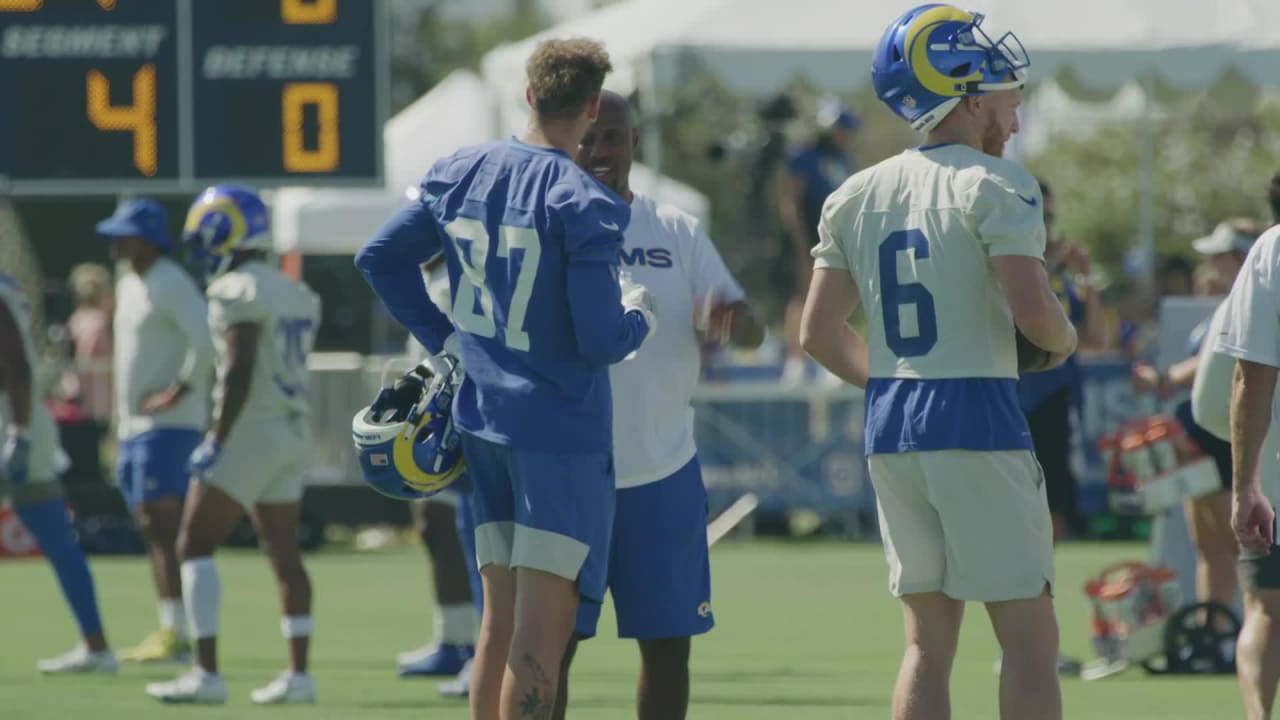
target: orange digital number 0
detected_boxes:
[282,82,339,173]
[281,0,336,24]
[87,64,158,177]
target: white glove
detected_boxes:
[423,332,464,379]
[619,271,657,338]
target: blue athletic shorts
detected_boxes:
[576,456,714,639]
[462,432,615,603]
[116,428,202,509]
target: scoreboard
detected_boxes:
[0,0,385,195]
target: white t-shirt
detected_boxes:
[113,256,214,439]
[609,193,743,488]
[1214,224,1280,493]
[207,260,320,422]
[0,274,61,482]
[1191,298,1234,441]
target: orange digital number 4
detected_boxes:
[87,64,158,177]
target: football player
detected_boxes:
[145,186,322,705]
[1213,174,1280,720]
[97,198,214,664]
[356,39,653,719]
[799,5,1076,719]
[1,274,116,674]
[551,90,764,720]
[397,257,479,680]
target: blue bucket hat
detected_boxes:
[95,198,172,252]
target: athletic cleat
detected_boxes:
[119,628,191,663]
[250,672,316,704]
[37,645,118,674]
[145,669,228,704]
[398,643,473,676]
[438,658,473,698]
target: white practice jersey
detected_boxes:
[0,274,62,481]
[1191,298,1234,441]
[610,194,742,488]
[812,143,1045,455]
[114,256,214,439]
[207,260,320,422]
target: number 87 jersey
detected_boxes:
[812,143,1046,453]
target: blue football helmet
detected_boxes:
[872,4,1030,132]
[182,184,273,278]
[352,360,466,501]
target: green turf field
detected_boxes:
[0,540,1239,719]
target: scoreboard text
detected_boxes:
[0,0,385,195]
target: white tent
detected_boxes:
[481,0,1280,282]
[274,68,710,255]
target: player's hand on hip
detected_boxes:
[694,288,735,348]
[139,384,182,415]
[619,271,657,337]
[2,432,31,487]
[188,436,223,481]
[423,332,465,378]
[1233,484,1276,554]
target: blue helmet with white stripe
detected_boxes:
[352,361,466,501]
[182,184,272,278]
[872,4,1030,132]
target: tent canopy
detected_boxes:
[274,68,710,255]
[483,0,1280,135]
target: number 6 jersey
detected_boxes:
[811,143,1045,455]
[207,259,321,422]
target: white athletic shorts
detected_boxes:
[207,414,309,507]
[868,449,1054,602]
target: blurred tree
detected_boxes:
[1026,96,1280,277]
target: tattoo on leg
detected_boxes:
[519,652,554,719]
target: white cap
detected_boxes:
[1192,220,1257,256]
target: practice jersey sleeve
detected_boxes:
[356,196,456,354]
[207,272,268,328]
[972,171,1046,259]
[689,223,745,303]
[1217,229,1280,368]
[811,195,849,270]
[158,268,214,389]
[550,178,649,365]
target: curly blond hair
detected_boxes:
[525,37,612,122]
[69,262,112,307]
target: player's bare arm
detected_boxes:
[0,298,32,430]
[993,255,1077,359]
[799,267,869,388]
[1231,359,1278,552]
[210,322,260,445]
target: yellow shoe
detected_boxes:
[118,628,190,663]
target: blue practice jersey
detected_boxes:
[357,139,650,453]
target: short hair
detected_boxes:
[1268,171,1280,223]
[525,38,612,122]
[69,263,111,306]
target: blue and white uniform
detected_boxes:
[813,143,1054,602]
[113,257,212,508]
[575,193,741,639]
[357,139,650,602]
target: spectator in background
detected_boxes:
[1134,218,1259,623]
[778,99,858,383]
[64,262,114,428]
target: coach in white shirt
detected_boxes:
[550,90,764,720]
[99,198,214,663]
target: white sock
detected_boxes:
[180,558,220,640]
[436,604,476,646]
[158,598,187,639]
[280,614,313,638]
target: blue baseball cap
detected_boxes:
[95,198,172,251]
